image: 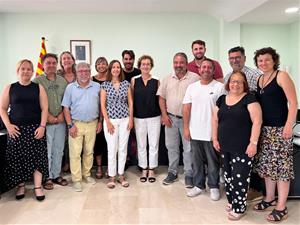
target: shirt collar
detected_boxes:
[75,80,93,89]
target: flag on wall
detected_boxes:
[35,37,46,76]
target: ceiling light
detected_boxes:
[285,7,299,14]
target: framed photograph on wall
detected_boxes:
[70,40,91,64]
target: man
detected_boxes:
[122,50,141,82]
[183,58,224,200]
[188,40,224,82]
[34,53,68,190]
[157,52,199,188]
[225,46,262,92]
[225,46,264,202]
[62,62,101,192]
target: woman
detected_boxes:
[212,71,262,220]
[92,57,108,179]
[0,59,49,201]
[101,60,133,188]
[131,55,161,182]
[58,51,76,173]
[253,47,298,223]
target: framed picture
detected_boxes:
[70,40,91,64]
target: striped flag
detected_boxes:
[35,37,46,76]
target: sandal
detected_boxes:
[228,211,245,221]
[118,175,129,188]
[267,207,288,223]
[140,169,148,183]
[43,179,54,190]
[107,177,116,189]
[148,169,156,183]
[95,165,103,179]
[16,183,26,200]
[52,177,68,186]
[225,203,232,212]
[34,187,45,201]
[253,199,277,211]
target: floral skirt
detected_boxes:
[254,126,294,181]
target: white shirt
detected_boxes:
[183,80,224,141]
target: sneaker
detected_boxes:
[73,182,82,192]
[185,176,194,188]
[84,176,96,185]
[210,188,220,201]
[247,188,263,203]
[162,172,178,185]
[187,186,204,197]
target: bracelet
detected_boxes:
[39,125,46,128]
[250,141,258,146]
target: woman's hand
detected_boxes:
[34,126,45,139]
[282,123,293,139]
[127,118,134,130]
[96,121,102,134]
[107,120,115,135]
[7,123,20,139]
[213,140,221,152]
[246,142,257,158]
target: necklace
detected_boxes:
[260,70,275,94]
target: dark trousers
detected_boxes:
[222,151,252,214]
[191,140,219,189]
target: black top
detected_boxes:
[216,94,257,153]
[256,71,288,126]
[92,76,106,85]
[123,67,141,83]
[9,82,41,126]
[133,76,161,118]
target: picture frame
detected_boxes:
[70,40,91,64]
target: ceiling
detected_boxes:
[0,0,299,24]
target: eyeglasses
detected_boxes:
[77,69,90,73]
[229,80,243,85]
[229,56,242,61]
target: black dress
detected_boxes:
[5,82,48,189]
[92,76,107,157]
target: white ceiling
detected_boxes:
[0,0,299,24]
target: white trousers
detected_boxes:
[134,116,161,169]
[104,117,130,177]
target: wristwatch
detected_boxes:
[67,123,74,129]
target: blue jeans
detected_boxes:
[46,123,66,179]
[165,115,192,177]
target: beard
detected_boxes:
[174,67,186,74]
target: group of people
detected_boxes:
[0,39,298,223]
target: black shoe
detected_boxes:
[163,172,178,185]
[34,187,45,201]
[185,176,194,188]
[15,184,26,200]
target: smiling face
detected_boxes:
[111,61,122,80]
[96,60,108,74]
[140,58,152,74]
[43,56,58,76]
[192,43,206,60]
[256,53,275,73]
[61,52,75,70]
[228,73,246,95]
[199,60,214,82]
[122,53,134,71]
[17,61,33,82]
[76,64,91,85]
[173,55,187,76]
[228,51,246,72]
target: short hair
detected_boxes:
[225,71,249,93]
[173,52,188,62]
[191,40,206,49]
[228,46,245,55]
[200,58,215,71]
[137,55,154,69]
[75,62,91,72]
[59,51,76,74]
[106,60,125,82]
[254,47,280,70]
[95,57,108,72]
[122,50,135,60]
[16,59,33,73]
[42,53,58,64]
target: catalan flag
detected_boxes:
[35,37,46,76]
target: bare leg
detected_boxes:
[264,177,276,202]
[33,170,44,196]
[276,180,290,210]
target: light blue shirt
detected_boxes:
[61,81,100,122]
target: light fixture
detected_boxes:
[285,7,299,14]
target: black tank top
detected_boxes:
[133,76,161,118]
[256,71,288,126]
[92,76,105,85]
[9,82,41,126]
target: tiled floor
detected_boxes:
[0,166,299,225]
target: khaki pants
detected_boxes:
[69,120,97,182]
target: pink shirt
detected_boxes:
[187,59,223,80]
